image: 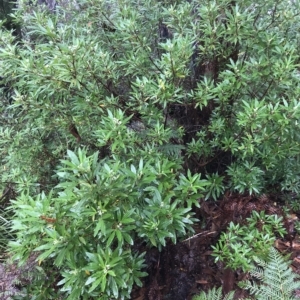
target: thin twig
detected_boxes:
[182,231,217,242]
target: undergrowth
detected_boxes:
[194,247,300,300]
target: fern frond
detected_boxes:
[158,144,185,157]
[192,287,235,300]
[241,247,300,300]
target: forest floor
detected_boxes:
[132,193,300,300]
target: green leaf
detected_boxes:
[94,219,106,237]
[36,247,56,262]
[85,276,96,286]
[106,231,116,247]
[54,247,67,266]
[88,276,103,293]
[111,278,119,298]
[123,232,134,245]
[130,164,137,174]
[67,150,79,165]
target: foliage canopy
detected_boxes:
[0,0,300,298]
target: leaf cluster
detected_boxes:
[9,148,206,298]
[0,0,299,197]
[212,211,286,271]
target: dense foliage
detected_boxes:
[212,211,286,271]
[194,248,300,299]
[0,0,300,298]
[240,247,300,300]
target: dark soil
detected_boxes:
[132,193,300,300]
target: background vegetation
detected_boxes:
[0,0,300,298]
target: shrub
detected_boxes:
[9,148,205,298]
[212,211,286,271]
[0,0,300,298]
[1,0,300,196]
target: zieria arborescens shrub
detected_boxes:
[1,0,300,298]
